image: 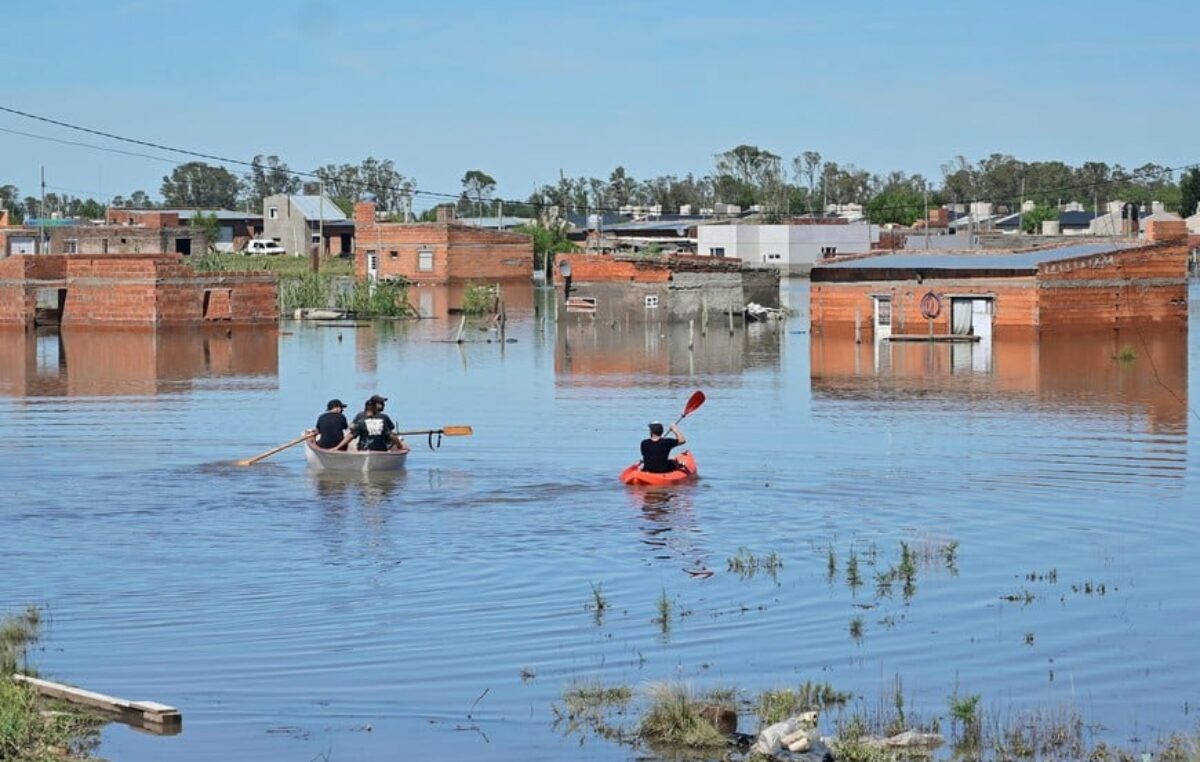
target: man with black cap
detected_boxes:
[312,399,349,450]
[640,421,686,473]
[339,394,407,452]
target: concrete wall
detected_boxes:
[696,224,878,275]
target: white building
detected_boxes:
[696,223,879,275]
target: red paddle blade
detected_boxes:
[682,390,706,418]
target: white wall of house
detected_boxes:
[696,224,878,275]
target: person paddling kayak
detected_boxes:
[640,421,686,473]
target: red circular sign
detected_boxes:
[919,291,942,320]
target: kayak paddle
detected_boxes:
[673,391,706,426]
[234,432,314,466]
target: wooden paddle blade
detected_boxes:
[682,391,706,417]
[441,425,473,436]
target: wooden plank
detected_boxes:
[13,674,181,732]
[887,334,980,343]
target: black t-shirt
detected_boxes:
[314,411,349,449]
[640,437,680,473]
[351,413,397,451]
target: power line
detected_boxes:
[0,103,1195,219]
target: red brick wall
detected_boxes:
[810,279,1038,339]
[557,252,672,284]
[1037,243,1188,330]
[104,210,181,228]
[354,201,533,283]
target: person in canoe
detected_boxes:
[312,398,350,450]
[338,394,408,452]
[640,421,687,473]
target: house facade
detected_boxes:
[262,194,354,257]
[696,223,880,275]
[106,208,263,253]
[352,201,533,284]
[809,221,1189,342]
[2,211,208,258]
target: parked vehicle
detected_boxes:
[243,239,287,256]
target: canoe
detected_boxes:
[304,440,409,473]
[619,451,698,486]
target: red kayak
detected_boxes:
[619,451,698,486]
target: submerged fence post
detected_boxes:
[728,304,734,335]
[688,319,695,350]
[854,307,861,345]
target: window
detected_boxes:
[268,206,279,220]
[389,250,398,260]
[821,246,837,258]
[709,247,725,257]
[311,234,320,245]
[63,239,78,254]
[100,238,109,254]
[875,297,891,326]
[765,252,781,261]
[644,294,659,308]
[417,247,434,272]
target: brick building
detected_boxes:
[809,221,1189,340]
[2,211,208,257]
[106,208,262,253]
[353,201,533,284]
[0,254,277,327]
[554,252,780,324]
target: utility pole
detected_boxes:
[1018,177,1026,235]
[39,166,46,253]
[923,185,930,250]
[313,183,323,274]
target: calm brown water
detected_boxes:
[1,281,1197,760]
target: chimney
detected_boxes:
[435,204,456,223]
[354,200,377,227]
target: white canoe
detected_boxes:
[304,440,409,473]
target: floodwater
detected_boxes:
[1,280,1197,761]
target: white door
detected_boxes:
[873,296,892,341]
[10,237,36,255]
[970,299,992,343]
[367,251,379,282]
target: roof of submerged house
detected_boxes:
[811,242,1137,281]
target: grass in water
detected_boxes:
[757,682,852,725]
[587,583,608,625]
[638,683,727,750]
[655,589,672,632]
[1,607,103,760]
[726,548,784,581]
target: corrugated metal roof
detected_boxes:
[283,195,350,222]
[168,209,262,221]
[815,242,1134,271]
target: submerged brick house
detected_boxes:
[352,201,533,284]
[2,212,208,257]
[554,252,781,324]
[810,221,1189,340]
[0,254,277,327]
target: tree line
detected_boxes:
[2,148,1197,226]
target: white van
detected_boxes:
[244,239,287,256]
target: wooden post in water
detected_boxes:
[854,307,861,344]
[688,319,695,350]
[728,304,734,335]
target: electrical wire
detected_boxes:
[1,103,1196,219]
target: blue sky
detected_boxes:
[1,0,1196,209]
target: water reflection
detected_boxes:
[408,281,536,320]
[812,328,1190,434]
[627,486,713,577]
[556,320,782,385]
[308,470,408,507]
[0,326,278,397]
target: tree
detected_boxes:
[247,155,300,207]
[714,145,784,212]
[316,158,415,214]
[161,162,240,208]
[0,184,23,222]
[191,212,221,251]
[792,151,823,212]
[514,222,576,270]
[1021,205,1059,234]
[867,187,924,226]
[460,170,496,217]
[1180,168,1200,218]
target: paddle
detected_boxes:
[396,425,473,451]
[672,391,706,427]
[234,432,314,467]
[396,426,473,437]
